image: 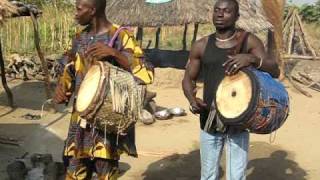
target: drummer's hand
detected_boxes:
[189,98,207,114]
[223,54,257,75]
[86,42,116,61]
[53,84,72,104]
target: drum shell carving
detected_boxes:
[215,68,289,134]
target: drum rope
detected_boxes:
[116,120,121,146]
[104,123,107,145]
[92,118,97,137]
[40,98,53,118]
[269,130,278,143]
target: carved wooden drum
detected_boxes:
[75,61,145,134]
[215,68,289,134]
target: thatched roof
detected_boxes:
[106,0,273,32]
[0,0,17,22]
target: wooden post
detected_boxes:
[146,40,152,49]
[283,54,320,60]
[283,8,294,31]
[182,24,188,51]
[287,15,295,55]
[294,11,317,57]
[0,39,14,107]
[267,29,276,58]
[30,13,55,111]
[136,26,143,47]
[155,27,161,49]
[192,23,199,45]
[298,31,307,55]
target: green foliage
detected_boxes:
[298,0,320,23]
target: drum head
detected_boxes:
[76,64,101,112]
[216,70,257,122]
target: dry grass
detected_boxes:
[141,24,214,50]
[304,23,320,55]
[0,4,319,57]
[0,6,76,56]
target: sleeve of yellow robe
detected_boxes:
[118,28,154,84]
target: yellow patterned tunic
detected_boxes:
[58,24,144,161]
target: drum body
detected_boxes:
[75,61,145,134]
[215,68,289,134]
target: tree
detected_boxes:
[299,0,320,23]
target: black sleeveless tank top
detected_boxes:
[199,32,249,130]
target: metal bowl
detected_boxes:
[154,109,172,120]
[169,107,186,116]
[140,109,155,125]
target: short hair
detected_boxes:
[94,0,106,14]
[216,0,240,16]
[83,0,106,14]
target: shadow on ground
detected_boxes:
[0,123,131,179]
[141,142,307,180]
[0,123,65,179]
[0,81,70,112]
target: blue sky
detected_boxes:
[290,0,317,5]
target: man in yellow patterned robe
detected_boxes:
[53,0,152,179]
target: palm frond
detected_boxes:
[262,0,285,54]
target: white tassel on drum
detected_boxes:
[110,76,138,118]
[76,62,145,135]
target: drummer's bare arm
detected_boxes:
[223,34,280,78]
[247,34,280,77]
[183,37,208,113]
[86,42,131,70]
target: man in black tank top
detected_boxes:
[182,0,280,179]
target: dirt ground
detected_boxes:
[0,69,319,180]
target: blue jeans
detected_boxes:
[200,130,249,180]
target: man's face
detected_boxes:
[75,0,95,26]
[212,0,239,30]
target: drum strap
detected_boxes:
[204,31,250,133]
[204,103,226,133]
[108,26,131,48]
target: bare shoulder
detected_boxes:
[247,33,264,46]
[191,35,210,57]
[194,36,209,48]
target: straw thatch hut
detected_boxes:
[107,0,272,32]
[106,0,275,69]
[106,0,274,52]
[0,0,17,23]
